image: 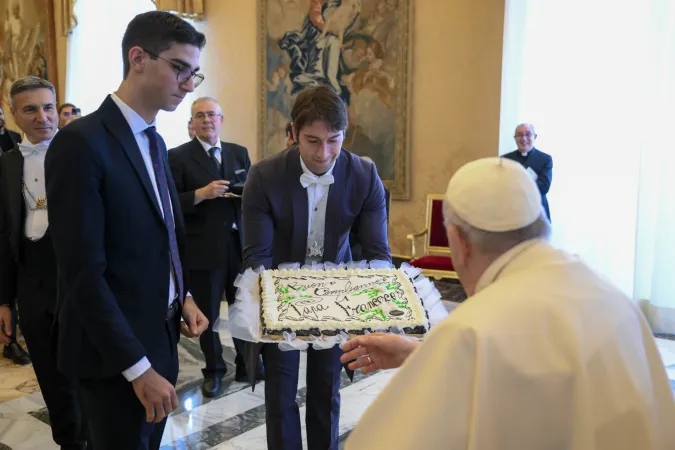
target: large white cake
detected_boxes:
[260,267,430,340]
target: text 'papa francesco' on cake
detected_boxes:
[260,268,430,340]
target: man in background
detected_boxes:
[169,97,261,397]
[0,106,21,154]
[57,103,81,128]
[503,123,552,220]
[187,117,196,139]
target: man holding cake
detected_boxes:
[341,157,675,449]
[241,85,390,450]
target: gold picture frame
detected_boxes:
[258,0,412,199]
[0,0,59,121]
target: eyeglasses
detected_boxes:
[143,49,204,88]
[193,112,222,121]
[514,132,534,138]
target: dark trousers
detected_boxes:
[78,315,180,450]
[17,271,89,450]
[189,232,246,375]
[262,345,343,450]
[4,304,18,344]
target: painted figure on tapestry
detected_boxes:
[0,0,50,122]
[265,0,402,181]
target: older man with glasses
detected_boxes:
[168,97,263,397]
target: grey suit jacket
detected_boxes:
[242,146,391,270]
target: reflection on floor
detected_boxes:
[1,302,674,449]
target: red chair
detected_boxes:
[407,194,458,280]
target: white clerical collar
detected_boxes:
[197,137,221,154]
[299,154,336,179]
[19,129,58,157]
[111,92,155,134]
[474,239,543,293]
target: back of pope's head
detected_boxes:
[443,157,551,294]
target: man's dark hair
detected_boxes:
[290,85,348,134]
[58,103,76,114]
[285,121,293,137]
[121,11,206,79]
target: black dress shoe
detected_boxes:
[3,342,31,365]
[202,376,223,398]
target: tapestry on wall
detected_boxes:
[259,0,412,199]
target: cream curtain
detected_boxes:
[59,0,78,36]
[152,0,204,20]
[499,0,675,333]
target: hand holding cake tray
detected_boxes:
[215,260,448,351]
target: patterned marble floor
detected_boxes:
[1,302,674,449]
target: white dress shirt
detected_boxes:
[19,134,56,240]
[111,93,177,381]
[299,156,335,264]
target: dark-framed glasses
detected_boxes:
[143,48,204,88]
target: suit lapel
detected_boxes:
[190,139,220,179]
[323,151,346,263]
[288,148,309,263]
[5,150,23,246]
[98,96,163,221]
[221,143,236,181]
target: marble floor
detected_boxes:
[1,302,674,449]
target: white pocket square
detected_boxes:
[235,169,246,175]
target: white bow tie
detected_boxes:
[300,173,334,188]
[19,142,49,157]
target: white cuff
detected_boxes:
[122,357,151,381]
[526,167,538,181]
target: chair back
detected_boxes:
[425,194,451,255]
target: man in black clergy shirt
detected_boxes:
[169,96,263,398]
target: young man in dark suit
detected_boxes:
[502,123,553,220]
[242,86,391,450]
[45,11,208,450]
[0,76,89,450]
[0,106,22,154]
[169,97,262,397]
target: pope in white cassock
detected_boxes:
[342,157,675,450]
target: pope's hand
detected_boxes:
[180,296,209,338]
[340,333,419,374]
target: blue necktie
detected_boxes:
[144,126,184,304]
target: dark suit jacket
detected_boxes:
[0,129,21,154]
[0,148,58,313]
[168,138,250,270]
[0,148,23,307]
[242,146,391,271]
[503,147,553,219]
[45,95,188,379]
[241,146,391,380]
[350,187,390,261]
